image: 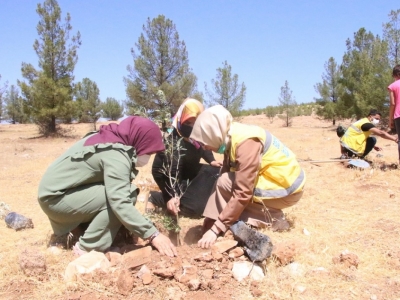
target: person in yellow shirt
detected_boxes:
[190,105,305,250]
[340,109,398,159]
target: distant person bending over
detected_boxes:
[148,98,222,217]
[38,116,177,257]
[388,64,400,164]
[190,105,306,249]
[340,109,398,159]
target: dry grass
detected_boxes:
[1,115,400,300]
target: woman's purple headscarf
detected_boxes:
[84,116,165,155]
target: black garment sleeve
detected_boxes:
[201,148,216,164]
[361,123,375,132]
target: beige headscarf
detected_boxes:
[171,98,204,130]
[190,105,233,149]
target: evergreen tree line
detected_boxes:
[1,0,398,134]
[0,0,246,135]
[238,102,317,126]
[314,9,400,126]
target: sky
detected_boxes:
[0,0,399,110]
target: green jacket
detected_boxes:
[38,135,156,239]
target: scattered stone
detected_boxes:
[19,248,46,276]
[64,251,110,282]
[202,269,213,279]
[153,267,177,278]
[231,261,264,282]
[284,262,305,277]
[303,228,311,235]
[122,246,152,269]
[228,247,244,258]
[194,252,213,262]
[211,240,238,254]
[212,251,223,261]
[188,278,200,291]
[105,251,122,267]
[250,281,263,297]
[208,280,221,290]
[272,241,297,265]
[295,285,307,293]
[332,250,359,268]
[0,202,11,219]
[142,272,152,285]
[174,265,197,283]
[47,246,63,256]
[137,264,151,279]
[5,212,34,230]
[116,269,135,296]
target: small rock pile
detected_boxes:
[62,238,270,296]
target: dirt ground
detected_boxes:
[1,114,400,300]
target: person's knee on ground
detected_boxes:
[146,191,166,213]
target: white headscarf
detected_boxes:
[190,105,233,149]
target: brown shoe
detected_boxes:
[271,219,290,232]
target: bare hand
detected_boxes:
[198,230,218,249]
[151,233,178,257]
[374,146,383,151]
[210,160,223,167]
[166,197,180,215]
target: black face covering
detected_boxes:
[179,124,193,138]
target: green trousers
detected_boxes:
[39,183,137,252]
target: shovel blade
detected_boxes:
[348,159,370,168]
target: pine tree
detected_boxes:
[18,0,81,135]
[75,78,102,129]
[4,85,27,124]
[124,15,200,119]
[339,28,390,119]
[204,61,246,116]
[314,57,343,125]
[102,97,124,121]
[383,9,400,66]
[278,80,297,127]
[0,75,6,122]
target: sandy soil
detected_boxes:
[1,114,400,300]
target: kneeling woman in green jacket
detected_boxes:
[38,116,177,257]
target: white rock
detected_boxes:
[285,262,305,277]
[232,261,264,282]
[303,228,311,235]
[64,251,110,282]
[296,285,307,293]
[47,246,63,255]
